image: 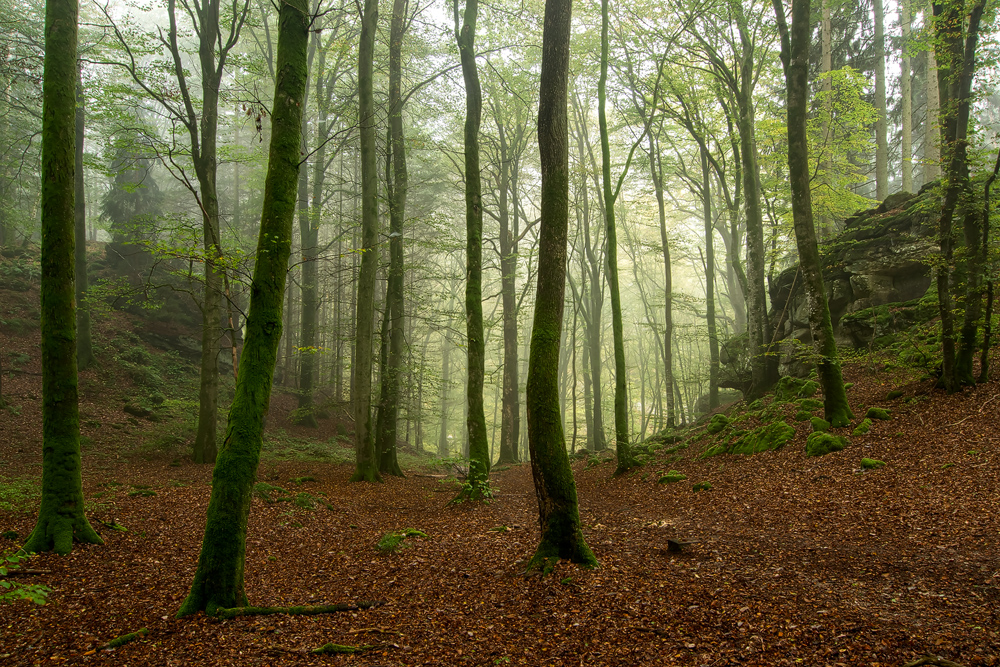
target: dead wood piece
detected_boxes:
[101,628,149,650]
[349,627,404,636]
[666,538,701,553]
[903,656,967,667]
[0,568,50,576]
[214,600,385,620]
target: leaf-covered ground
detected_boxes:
[1,268,998,666]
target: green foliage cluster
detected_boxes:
[0,552,50,605]
[0,478,39,511]
[0,255,40,291]
[805,432,848,457]
[377,528,427,553]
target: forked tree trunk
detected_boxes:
[526,0,597,572]
[23,0,103,556]
[177,0,308,615]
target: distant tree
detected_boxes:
[178,0,309,615]
[525,0,597,571]
[22,0,103,556]
[74,67,93,370]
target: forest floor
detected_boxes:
[1,258,999,666]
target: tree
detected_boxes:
[454,0,491,499]
[773,0,853,427]
[178,0,309,615]
[873,0,888,199]
[74,67,93,370]
[900,0,914,192]
[350,0,382,483]
[932,0,987,390]
[22,0,103,556]
[597,0,640,475]
[525,0,597,571]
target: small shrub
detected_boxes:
[805,432,848,457]
[377,528,428,553]
[861,458,886,470]
[294,492,315,509]
[1,553,50,605]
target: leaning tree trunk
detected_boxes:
[350,0,382,483]
[774,0,853,427]
[526,0,597,572]
[177,0,308,616]
[23,0,103,556]
[455,0,491,500]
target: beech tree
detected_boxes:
[773,0,852,427]
[178,0,309,615]
[22,0,103,556]
[526,0,596,570]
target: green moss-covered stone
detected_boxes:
[794,410,810,421]
[866,407,891,420]
[886,390,904,400]
[724,420,795,456]
[805,432,848,457]
[700,443,728,458]
[658,470,687,484]
[692,481,712,492]
[861,458,885,469]
[852,418,873,436]
[706,414,729,434]
[810,417,830,432]
[747,399,764,411]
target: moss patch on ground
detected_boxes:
[806,432,848,457]
[703,420,795,458]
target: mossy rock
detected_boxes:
[775,377,819,401]
[658,470,687,484]
[852,418,873,436]
[886,389,904,400]
[747,398,764,411]
[797,398,824,412]
[692,481,712,492]
[703,420,795,458]
[866,407,891,420]
[861,458,886,470]
[794,410,812,422]
[706,414,730,434]
[810,417,831,433]
[805,432,848,457]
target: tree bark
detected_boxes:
[526,0,597,571]
[648,135,675,428]
[455,0,491,499]
[177,0,308,615]
[74,66,93,371]
[23,0,103,556]
[924,1,941,184]
[901,0,913,192]
[873,0,889,199]
[774,0,853,427]
[700,147,719,411]
[350,0,382,482]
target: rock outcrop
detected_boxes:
[767,186,939,376]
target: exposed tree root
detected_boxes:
[902,657,966,667]
[213,600,384,620]
[266,642,395,656]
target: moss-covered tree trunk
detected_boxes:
[374,0,408,478]
[933,0,986,390]
[700,146,719,411]
[23,0,103,556]
[526,0,597,571]
[177,0,308,616]
[773,0,853,428]
[350,0,382,483]
[455,0,491,499]
[597,0,638,475]
[74,67,93,371]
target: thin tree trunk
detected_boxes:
[901,0,913,192]
[649,137,675,428]
[700,147,719,410]
[873,0,889,199]
[74,66,93,370]
[924,1,941,184]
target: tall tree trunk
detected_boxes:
[23,0,103,556]
[978,149,1000,382]
[873,0,888,199]
[774,0,853,427]
[350,0,382,482]
[178,0,308,614]
[924,1,941,184]
[455,0,491,499]
[598,0,638,474]
[700,147,719,410]
[74,66,93,370]
[527,0,596,571]
[374,0,408,477]
[438,331,451,457]
[901,0,913,192]
[648,135,675,428]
